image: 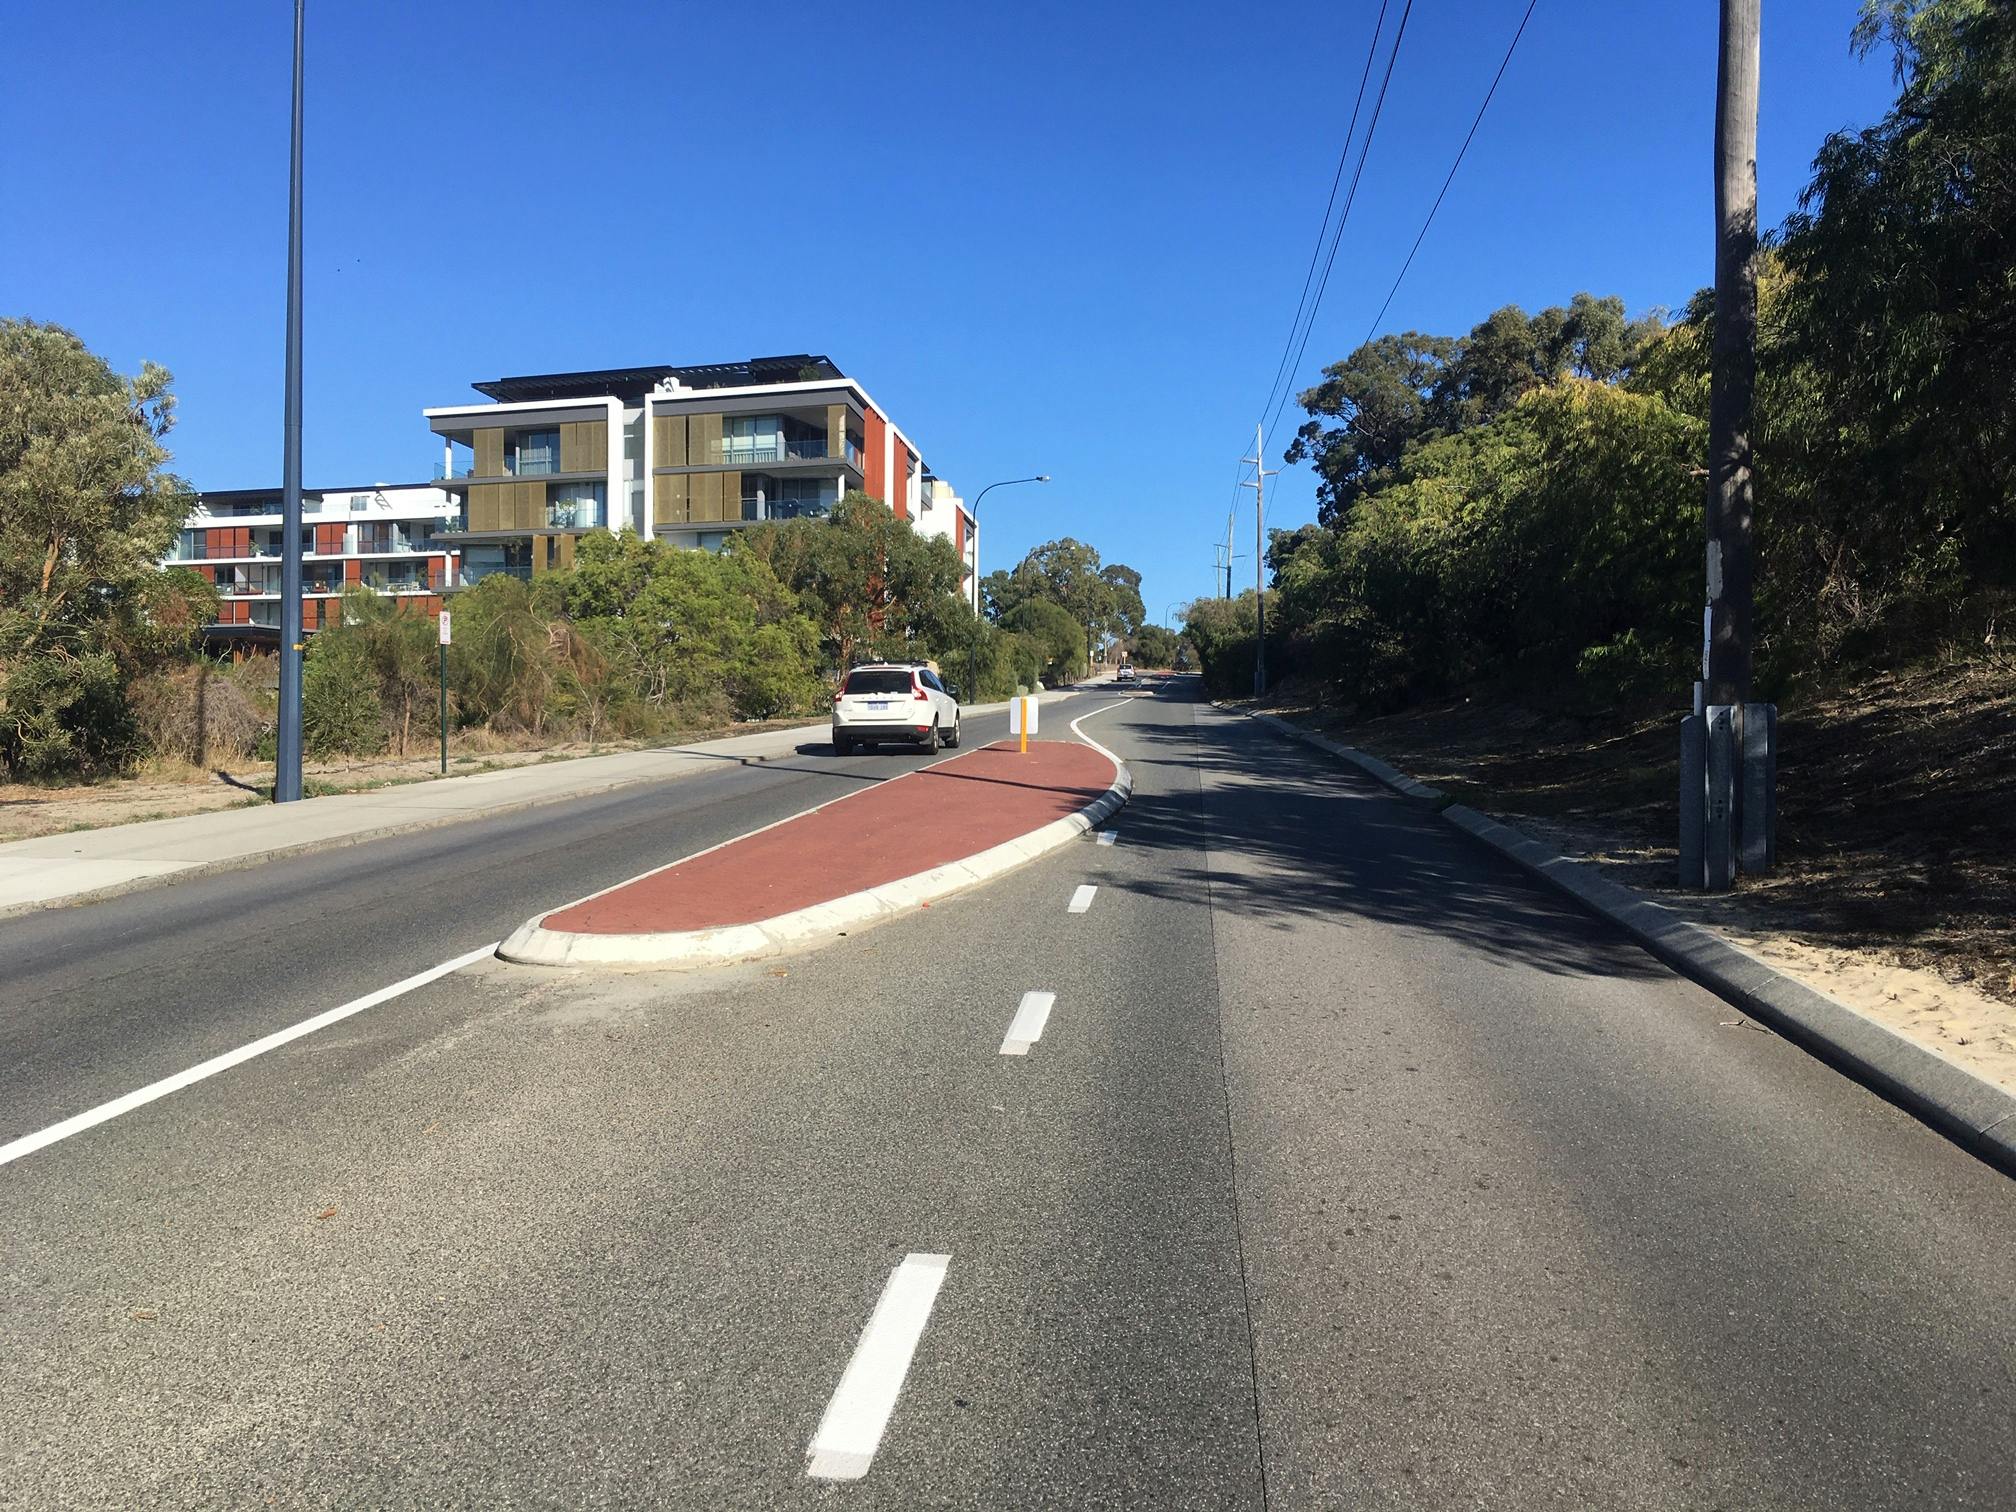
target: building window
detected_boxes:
[547,481,606,530]
[463,543,533,583]
[510,430,560,476]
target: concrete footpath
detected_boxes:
[500,734,1130,969]
[0,687,1096,918]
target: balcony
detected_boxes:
[717,435,843,467]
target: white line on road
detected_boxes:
[1067,884,1098,913]
[999,990,1057,1056]
[806,1253,951,1481]
[1095,831,1118,846]
[1067,698,1132,768]
[0,941,499,1169]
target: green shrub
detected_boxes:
[303,643,385,757]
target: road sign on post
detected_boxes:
[437,610,451,775]
[1009,694,1038,754]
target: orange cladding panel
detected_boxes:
[863,407,888,505]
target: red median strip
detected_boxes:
[545,740,1116,935]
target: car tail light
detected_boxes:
[833,692,843,703]
[913,684,930,701]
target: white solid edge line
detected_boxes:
[1067,884,1097,914]
[999,990,1057,1056]
[0,940,499,1169]
[1067,698,1133,769]
[806,1252,952,1481]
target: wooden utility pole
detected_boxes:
[1706,0,1759,706]
[1241,426,1277,697]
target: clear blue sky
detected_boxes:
[2,1,1895,625]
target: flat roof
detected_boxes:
[196,483,442,504]
[471,354,845,403]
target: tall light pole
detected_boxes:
[1240,425,1277,697]
[275,0,306,803]
[965,474,1049,704]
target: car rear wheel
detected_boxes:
[921,722,941,753]
[833,734,854,756]
[944,717,961,749]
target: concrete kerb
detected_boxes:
[1230,704,2016,1174]
[496,748,1134,971]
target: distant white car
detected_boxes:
[832,663,961,754]
[1116,666,1137,683]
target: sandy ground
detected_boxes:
[1517,814,2016,1096]
[0,722,812,845]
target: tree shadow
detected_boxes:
[1111,703,1667,985]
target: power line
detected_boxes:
[1261,0,1415,456]
[1246,0,1391,459]
[1359,0,1540,345]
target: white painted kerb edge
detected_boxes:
[500,700,1135,970]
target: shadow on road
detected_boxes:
[1108,689,1665,984]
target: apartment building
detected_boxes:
[913,475,979,611]
[165,484,459,646]
[424,354,974,595]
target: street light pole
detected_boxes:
[964,474,1049,707]
[275,0,306,804]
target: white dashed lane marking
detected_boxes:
[806,1253,951,1481]
[1067,885,1098,913]
[998,991,1058,1056]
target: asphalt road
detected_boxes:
[3,678,2012,1509]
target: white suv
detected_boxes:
[832,663,961,754]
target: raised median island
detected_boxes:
[501,736,1128,967]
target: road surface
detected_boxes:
[3,679,2011,1509]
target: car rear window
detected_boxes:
[843,669,915,695]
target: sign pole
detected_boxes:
[437,608,451,774]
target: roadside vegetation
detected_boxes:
[0,326,1146,784]
[1186,1,2012,711]
[1181,0,2015,1002]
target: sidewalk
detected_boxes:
[0,686,1097,918]
[501,736,1130,969]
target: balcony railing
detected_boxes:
[545,500,605,530]
[717,436,840,467]
[739,497,835,522]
